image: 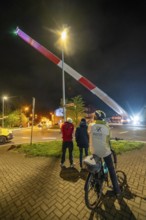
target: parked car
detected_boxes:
[0,128,13,144]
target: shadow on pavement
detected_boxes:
[79,168,88,180]
[60,167,80,182]
[88,170,145,220]
[7,144,18,150]
[60,167,89,182]
[0,157,59,218]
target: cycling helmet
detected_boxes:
[94,110,106,120]
[67,117,73,123]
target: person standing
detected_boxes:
[75,118,89,169]
[60,117,74,168]
[88,110,121,197]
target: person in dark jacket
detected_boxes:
[75,118,89,169]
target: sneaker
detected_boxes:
[60,163,65,168]
[70,163,75,168]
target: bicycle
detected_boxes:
[83,137,124,210]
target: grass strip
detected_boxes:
[15,140,145,158]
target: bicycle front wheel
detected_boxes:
[84,173,102,210]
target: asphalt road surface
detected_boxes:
[110,123,146,142]
[12,127,61,145]
[1,124,146,146]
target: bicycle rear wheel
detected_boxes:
[84,173,102,210]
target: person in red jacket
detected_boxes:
[60,117,74,168]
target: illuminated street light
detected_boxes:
[24,107,29,112]
[24,106,29,115]
[2,96,8,127]
[61,29,67,122]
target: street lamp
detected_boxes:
[61,29,67,122]
[24,106,29,116]
[2,96,8,127]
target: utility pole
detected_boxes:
[30,97,35,145]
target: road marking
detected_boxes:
[119,131,128,134]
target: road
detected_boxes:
[11,127,62,145]
[110,123,146,142]
[8,124,146,145]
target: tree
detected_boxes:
[5,110,28,127]
[66,95,85,127]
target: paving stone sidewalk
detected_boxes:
[0,145,146,220]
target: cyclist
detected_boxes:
[88,110,121,197]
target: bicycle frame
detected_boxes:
[84,156,109,210]
[84,138,122,210]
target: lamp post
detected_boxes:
[61,30,67,122]
[30,97,35,145]
[2,96,8,127]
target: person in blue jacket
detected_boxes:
[75,118,89,169]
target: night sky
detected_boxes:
[1,0,146,116]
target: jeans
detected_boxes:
[104,154,121,194]
[61,141,73,165]
[79,147,88,167]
